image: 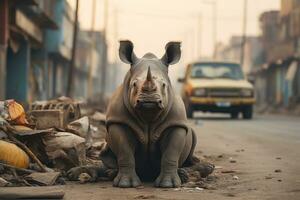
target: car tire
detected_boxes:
[242,105,253,119]
[230,112,239,119]
[186,104,194,119]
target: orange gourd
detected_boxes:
[6,100,28,125]
[0,140,30,168]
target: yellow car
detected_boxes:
[178,61,255,119]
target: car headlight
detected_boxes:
[240,89,253,97]
[193,88,206,96]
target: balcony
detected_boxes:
[17,0,58,29]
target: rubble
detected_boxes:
[25,172,61,186]
[0,177,9,187]
[43,132,86,171]
[0,97,107,189]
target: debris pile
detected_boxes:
[0,97,107,189]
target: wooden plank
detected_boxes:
[0,186,65,199]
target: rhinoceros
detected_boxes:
[68,40,214,188]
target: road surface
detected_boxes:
[64,114,300,200]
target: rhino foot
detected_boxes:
[113,171,141,188]
[155,171,181,188]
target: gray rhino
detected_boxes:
[68,41,213,188]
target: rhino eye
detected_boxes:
[162,83,166,88]
[133,81,137,87]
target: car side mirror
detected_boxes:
[177,77,185,83]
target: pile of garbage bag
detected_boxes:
[0,97,107,188]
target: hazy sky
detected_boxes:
[67,0,280,89]
[69,0,280,61]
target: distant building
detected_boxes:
[254,3,300,109]
[74,30,107,99]
[0,0,108,104]
[0,0,60,103]
[215,36,264,75]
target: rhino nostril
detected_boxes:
[137,99,140,104]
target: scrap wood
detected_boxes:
[25,172,61,186]
[0,186,65,199]
[0,162,35,174]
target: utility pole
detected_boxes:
[240,0,248,67]
[100,0,108,97]
[212,1,217,59]
[67,0,79,97]
[197,13,202,59]
[113,7,119,89]
[202,0,217,59]
[88,0,97,98]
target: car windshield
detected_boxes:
[190,63,244,80]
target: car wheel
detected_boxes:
[230,112,239,119]
[242,105,253,119]
[186,104,194,119]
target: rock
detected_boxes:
[229,157,237,163]
[67,117,90,138]
[134,194,156,199]
[206,175,218,182]
[184,181,196,188]
[232,175,239,180]
[221,170,236,174]
[274,169,282,173]
[78,173,91,184]
[265,175,273,179]
[0,177,9,187]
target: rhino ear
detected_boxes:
[161,41,181,66]
[119,40,138,64]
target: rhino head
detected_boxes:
[119,40,181,122]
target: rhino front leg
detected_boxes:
[155,127,190,188]
[107,124,141,188]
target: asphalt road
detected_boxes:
[64,113,300,200]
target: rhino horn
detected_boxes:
[142,67,156,91]
[146,66,153,82]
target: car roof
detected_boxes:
[190,61,241,66]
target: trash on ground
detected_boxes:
[25,172,61,186]
[67,116,89,138]
[43,132,86,170]
[0,140,30,169]
[0,97,107,188]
